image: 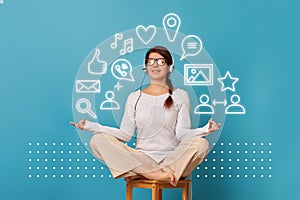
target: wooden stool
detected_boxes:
[126,179,191,200]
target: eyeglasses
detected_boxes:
[145,58,167,66]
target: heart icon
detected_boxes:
[136,25,157,45]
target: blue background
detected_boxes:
[1,0,299,199]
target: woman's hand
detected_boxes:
[208,118,221,133]
[70,118,87,130]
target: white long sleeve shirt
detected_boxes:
[84,88,209,162]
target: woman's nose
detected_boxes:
[152,63,159,67]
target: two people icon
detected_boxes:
[194,94,245,115]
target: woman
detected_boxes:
[71,46,221,186]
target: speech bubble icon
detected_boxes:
[180,35,203,60]
[111,59,135,82]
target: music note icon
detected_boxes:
[111,33,123,49]
[120,38,133,55]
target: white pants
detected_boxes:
[90,133,209,182]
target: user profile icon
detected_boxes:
[225,94,246,114]
[100,91,120,110]
[194,94,215,114]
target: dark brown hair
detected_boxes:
[145,46,174,109]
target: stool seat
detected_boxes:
[126,179,191,200]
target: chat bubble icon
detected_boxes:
[111,59,135,82]
[180,35,203,60]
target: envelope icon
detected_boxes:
[76,80,100,93]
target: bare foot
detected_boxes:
[146,170,177,186]
[160,171,177,186]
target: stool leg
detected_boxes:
[152,183,160,200]
[182,183,189,200]
[126,183,133,200]
[159,189,162,199]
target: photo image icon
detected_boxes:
[184,64,213,86]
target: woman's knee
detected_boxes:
[89,133,106,147]
[89,134,106,160]
[193,137,210,157]
[90,133,120,150]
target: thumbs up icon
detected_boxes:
[88,48,108,75]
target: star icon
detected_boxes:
[218,71,239,92]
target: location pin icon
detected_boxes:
[163,13,181,42]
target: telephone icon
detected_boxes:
[111,59,135,82]
[115,64,128,77]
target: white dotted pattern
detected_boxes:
[27,141,272,179]
[27,142,111,179]
[196,142,272,179]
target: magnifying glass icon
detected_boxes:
[76,98,97,119]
